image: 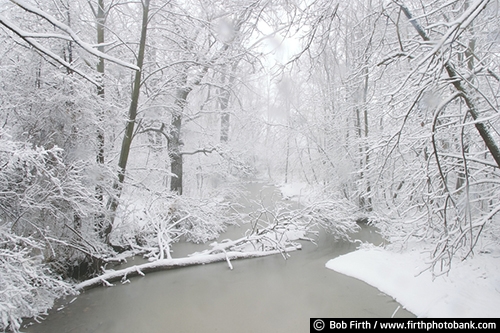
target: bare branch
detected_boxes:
[9,0,139,71]
[180,147,217,156]
[0,15,100,86]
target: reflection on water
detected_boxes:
[23,183,414,333]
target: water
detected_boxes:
[23,182,414,333]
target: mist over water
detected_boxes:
[24,183,414,333]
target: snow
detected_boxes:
[263,182,500,318]
[326,243,500,318]
[10,0,139,71]
[75,247,300,290]
[278,182,310,201]
[0,15,100,87]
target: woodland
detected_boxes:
[1,0,500,331]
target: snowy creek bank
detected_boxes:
[23,182,414,333]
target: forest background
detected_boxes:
[1,0,500,331]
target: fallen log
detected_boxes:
[75,246,300,291]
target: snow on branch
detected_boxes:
[0,15,100,86]
[0,227,75,332]
[85,190,342,290]
[75,250,295,290]
[396,0,490,72]
[8,0,139,71]
[86,183,362,291]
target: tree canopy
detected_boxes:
[1,0,500,330]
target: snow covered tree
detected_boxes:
[0,226,75,332]
[0,130,105,331]
[279,0,500,273]
[379,0,500,273]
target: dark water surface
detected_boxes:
[23,182,414,333]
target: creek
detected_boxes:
[23,182,414,333]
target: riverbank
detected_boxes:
[326,243,500,318]
[22,182,414,333]
[276,181,500,318]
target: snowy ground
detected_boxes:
[279,181,500,318]
[278,182,310,202]
[326,244,500,318]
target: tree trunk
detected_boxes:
[95,0,107,237]
[107,0,150,233]
[219,71,230,142]
[355,65,371,210]
[75,247,300,291]
[362,66,372,210]
[168,64,209,195]
[96,0,105,169]
[168,88,187,195]
[219,64,237,143]
[220,111,230,143]
[63,3,73,75]
[399,1,500,169]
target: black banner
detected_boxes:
[310,318,498,332]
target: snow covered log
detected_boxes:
[75,247,300,291]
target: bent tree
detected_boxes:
[380,0,500,273]
[397,0,500,168]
